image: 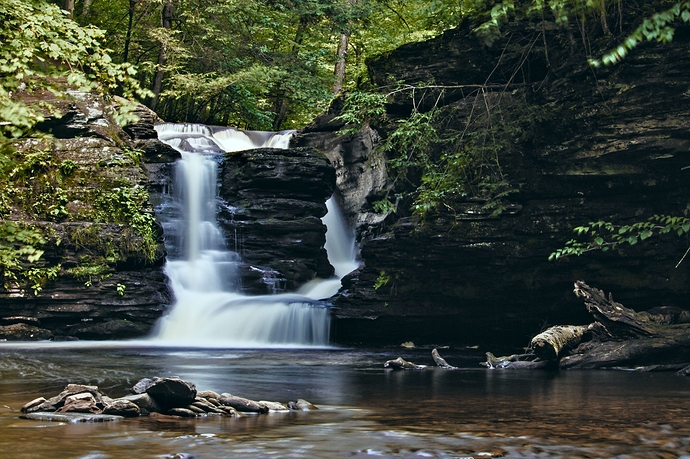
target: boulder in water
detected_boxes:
[219,393,267,413]
[122,393,164,414]
[103,399,141,417]
[57,392,101,414]
[288,399,318,411]
[132,377,197,409]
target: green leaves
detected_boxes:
[0,0,150,138]
[0,221,59,294]
[591,2,690,68]
[549,215,690,262]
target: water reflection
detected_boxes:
[0,345,689,458]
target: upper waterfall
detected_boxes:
[149,123,356,348]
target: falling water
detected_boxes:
[150,124,357,347]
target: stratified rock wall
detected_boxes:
[300,19,690,347]
[218,147,336,293]
[0,95,174,340]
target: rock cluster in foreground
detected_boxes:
[20,377,316,422]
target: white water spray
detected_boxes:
[150,124,357,347]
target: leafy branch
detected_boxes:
[590,2,690,67]
[549,215,690,266]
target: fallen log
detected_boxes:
[529,325,588,361]
[563,282,690,369]
[573,281,659,338]
[483,281,690,371]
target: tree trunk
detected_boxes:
[123,0,137,63]
[64,0,75,18]
[81,0,93,16]
[333,31,349,95]
[272,17,309,130]
[148,1,173,112]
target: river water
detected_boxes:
[0,344,689,458]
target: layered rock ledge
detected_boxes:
[0,94,175,340]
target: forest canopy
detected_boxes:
[2,0,688,135]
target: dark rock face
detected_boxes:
[0,94,174,340]
[300,21,690,347]
[218,147,336,292]
[293,116,389,241]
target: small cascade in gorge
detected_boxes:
[150,123,356,347]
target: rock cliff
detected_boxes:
[298,18,690,346]
[0,94,175,340]
[218,146,336,293]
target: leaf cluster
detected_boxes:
[591,2,690,67]
[0,0,150,139]
[549,215,690,262]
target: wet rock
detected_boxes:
[0,323,53,341]
[191,398,224,414]
[103,399,141,417]
[294,123,389,236]
[131,378,155,394]
[258,401,290,412]
[288,399,318,411]
[69,319,151,340]
[304,17,690,348]
[28,384,108,414]
[22,412,123,423]
[0,316,42,326]
[0,88,172,341]
[383,357,427,370]
[21,397,47,414]
[219,393,267,413]
[57,392,100,413]
[137,377,197,409]
[122,393,163,414]
[196,390,221,400]
[166,407,200,418]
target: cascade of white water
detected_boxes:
[150,123,356,347]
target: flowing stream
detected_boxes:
[150,123,357,348]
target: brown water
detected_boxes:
[0,343,688,459]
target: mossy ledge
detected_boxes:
[0,91,177,340]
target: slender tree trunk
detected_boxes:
[64,0,75,18]
[272,17,309,130]
[81,0,93,16]
[123,0,137,63]
[148,1,174,112]
[333,30,349,95]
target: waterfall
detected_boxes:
[149,124,356,348]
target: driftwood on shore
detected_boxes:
[485,281,690,372]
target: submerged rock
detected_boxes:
[288,399,319,411]
[22,412,123,423]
